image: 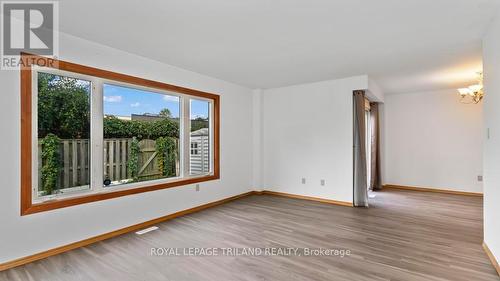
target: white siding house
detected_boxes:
[190,128,210,174]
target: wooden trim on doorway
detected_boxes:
[20,53,220,215]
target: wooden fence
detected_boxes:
[38,139,90,191]
[103,138,132,183]
[38,138,180,190]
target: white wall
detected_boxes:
[0,32,254,263]
[252,89,264,190]
[261,76,368,203]
[367,78,384,103]
[383,89,483,193]
[483,10,500,265]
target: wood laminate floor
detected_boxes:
[1,189,498,281]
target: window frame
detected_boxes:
[20,53,220,215]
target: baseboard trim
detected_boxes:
[0,190,353,271]
[483,242,500,276]
[0,191,256,272]
[383,184,483,197]
[259,190,353,207]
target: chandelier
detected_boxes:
[457,72,484,104]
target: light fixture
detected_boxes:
[457,72,484,104]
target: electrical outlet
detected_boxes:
[195,184,200,191]
[320,179,325,186]
[301,178,306,184]
[478,175,483,182]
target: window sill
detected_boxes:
[22,174,220,216]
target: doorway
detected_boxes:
[364,100,375,199]
[353,91,381,207]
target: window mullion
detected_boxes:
[182,97,191,178]
[209,101,214,174]
[91,78,104,192]
[31,69,39,201]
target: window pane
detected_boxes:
[37,72,91,196]
[190,99,210,175]
[103,84,180,187]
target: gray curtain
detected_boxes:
[353,90,368,207]
[370,103,382,191]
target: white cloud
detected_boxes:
[103,95,122,102]
[130,102,141,107]
[163,95,179,102]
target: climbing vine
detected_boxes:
[128,137,140,181]
[156,137,177,177]
[40,134,61,195]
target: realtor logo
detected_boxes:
[1,1,58,69]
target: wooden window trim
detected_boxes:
[20,53,220,216]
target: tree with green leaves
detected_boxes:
[191,117,209,132]
[38,72,91,139]
[159,108,172,118]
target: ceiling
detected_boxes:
[57,0,500,94]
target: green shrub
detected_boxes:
[40,134,61,195]
[128,137,140,181]
[156,137,177,177]
[191,117,209,132]
[103,116,178,140]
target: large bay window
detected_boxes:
[21,54,220,215]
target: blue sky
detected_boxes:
[103,84,208,119]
